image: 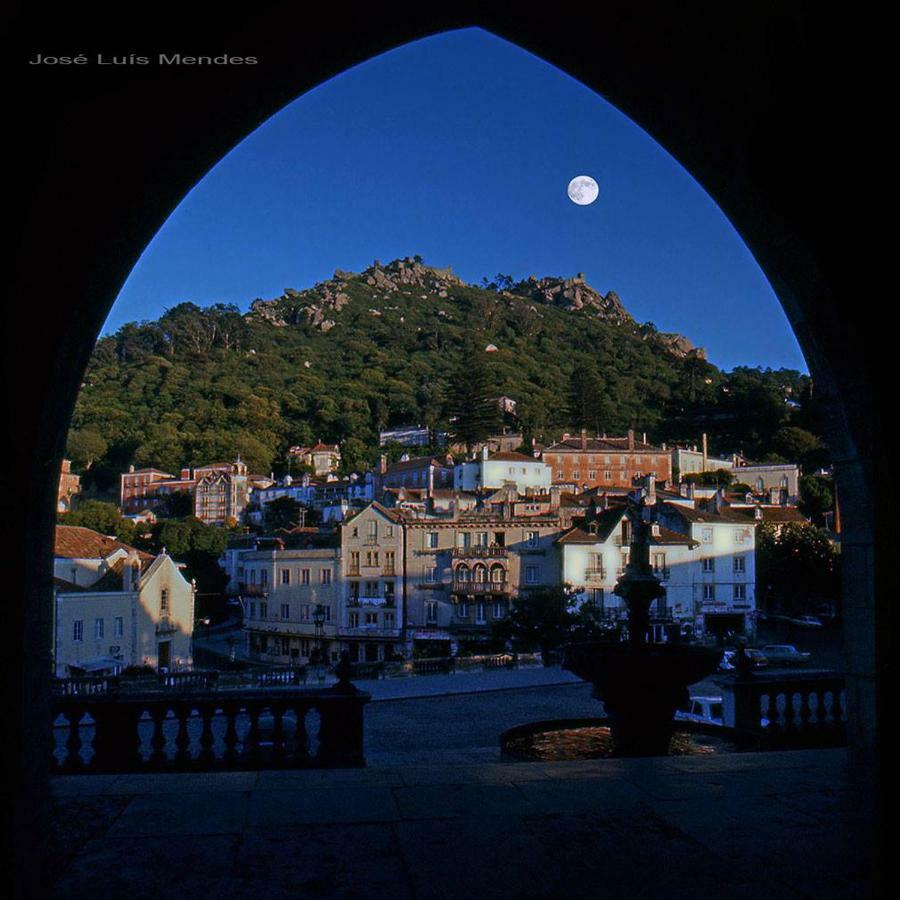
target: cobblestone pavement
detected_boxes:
[365,682,599,765]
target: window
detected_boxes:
[476,603,486,624]
[301,569,311,585]
[260,602,268,619]
[349,551,360,572]
[457,531,471,549]
[160,588,169,613]
[525,565,538,584]
[300,604,310,621]
[572,471,580,480]
[457,601,469,618]
[605,471,612,482]
[426,532,439,549]
[652,553,667,574]
[733,555,745,573]
[280,603,290,619]
[73,620,83,642]
[588,470,596,480]
[475,532,488,547]
[260,570,268,587]
[386,525,394,537]
[733,584,746,601]
[367,520,378,540]
[493,600,505,618]
[426,600,438,623]
[321,568,332,584]
[703,584,716,601]
[734,528,750,544]
[701,528,714,544]
[384,611,395,627]
[114,616,123,638]
[702,557,715,573]
[426,565,439,584]
[365,612,378,625]
[526,531,539,548]
[280,569,290,585]
[349,612,359,628]
[94,618,104,639]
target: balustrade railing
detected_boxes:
[52,683,369,774]
[452,580,509,594]
[451,546,508,559]
[721,671,847,749]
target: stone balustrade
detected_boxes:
[720,671,847,748]
[52,683,369,774]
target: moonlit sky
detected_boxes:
[105,28,807,373]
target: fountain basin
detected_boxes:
[501,716,742,761]
[563,641,723,756]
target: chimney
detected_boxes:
[628,429,635,450]
[549,485,561,509]
[642,432,647,444]
[580,429,587,450]
[181,468,191,479]
[428,465,434,496]
[379,454,388,475]
[645,474,657,505]
[482,445,489,461]
[754,505,764,521]
[128,464,135,473]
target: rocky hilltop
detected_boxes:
[246,256,702,360]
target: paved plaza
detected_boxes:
[48,747,873,898]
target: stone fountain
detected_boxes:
[563,494,722,756]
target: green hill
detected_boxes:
[67,257,820,492]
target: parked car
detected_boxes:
[676,696,724,726]
[759,644,811,666]
[797,615,824,628]
[744,649,769,668]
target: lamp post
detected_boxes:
[313,602,327,683]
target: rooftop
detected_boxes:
[54,525,153,562]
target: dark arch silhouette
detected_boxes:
[11,6,883,894]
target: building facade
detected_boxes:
[193,460,249,524]
[239,545,341,666]
[57,459,81,513]
[53,525,194,675]
[453,448,551,493]
[542,430,672,489]
[339,503,405,662]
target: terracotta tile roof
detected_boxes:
[544,436,665,453]
[385,456,450,473]
[650,525,699,547]
[660,503,752,524]
[488,451,541,463]
[54,525,152,561]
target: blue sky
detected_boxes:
[106,28,806,373]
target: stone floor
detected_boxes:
[47,748,874,898]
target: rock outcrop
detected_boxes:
[513,273,632,324]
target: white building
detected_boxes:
[454,448,551,493]
[555,500,758,639]
[53,525,195,675]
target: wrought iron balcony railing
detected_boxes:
[451,546,508,559]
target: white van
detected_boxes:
[675,696,724,726]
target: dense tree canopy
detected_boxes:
[69,261,823,497]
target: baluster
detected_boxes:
[174,703,192,767]
[63,708,85,773]
[149,707,168,768]
[293,703,309,765]
[222,702,239,767]
[271,704,286,766]
[198,704,216,768]
[245,703,262,767]
[798,690,812,734]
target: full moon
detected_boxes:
[567,175,599,206]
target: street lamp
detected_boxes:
[313,602,327,683]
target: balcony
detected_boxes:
[451,546,508,559]
[584,568,607,581]
[346,596,395,607]
[339,626,401,638]
[451,580,511,595]
[239,584,267,597]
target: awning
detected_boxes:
[70,656,123,674]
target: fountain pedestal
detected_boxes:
[563,499,722,756]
